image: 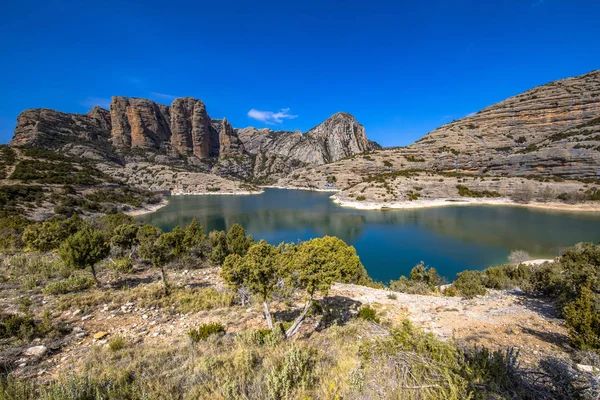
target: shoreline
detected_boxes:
[171,189,264,196]
[126,198,170,216]
[331,195,600,213]
[260,184,340,193]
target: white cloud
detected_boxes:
[150,92,178,101]
[81,97,111,109]
[247,108,297,125]
[466,112,477,117]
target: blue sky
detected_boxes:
[1,0,599,147]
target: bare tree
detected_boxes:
[508,250,530,265]
[539,186,557,202]
[512,183,535,204]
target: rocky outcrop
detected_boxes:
[408,70,600,178]
[219,118,244,156]
[10,108,111,149]
[9,95,379,183]
[305,112,371,162]
[237,112,376,166]
[170,97,219,158]
[109,97,171,150]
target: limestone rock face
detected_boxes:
[170,97,218,158]
[86,106,112,133]
[252,151,306,181]
[237,112,376,166]
[9,95,379,184]
[408,70,600,178]
[10,108,110,149]
[237,127,303,156]
[219,118,244,156]
[305,112,371,163]
[110,97,171,150]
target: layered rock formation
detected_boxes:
[169,97,219,158]
[110,97,171,150]
[9,96,378,183]
[408,69,600,178]
[219,119,244,156]
[237,112,375,165]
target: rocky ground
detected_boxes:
[0,256,577,382]
[275,152,600,211]
[100,161,261,194]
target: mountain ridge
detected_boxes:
[10,96,379,183]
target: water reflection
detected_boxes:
[138,189,600,282]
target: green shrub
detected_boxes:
[22,215,83,252]
[357,305,380,323]
[108,335,128,351]
[356,195,366,201]
[452,270,486,299]
[390,262,442,294]
[266,345,316,399]
[0,314,37,339]
[563,286,600,350]
[43,275,95,295]
[0,215,31,250]
[188,322,225,342]
[111,257,134,273]
[456,185,501,198]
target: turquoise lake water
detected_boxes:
[137,188,600,283]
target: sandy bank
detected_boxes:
[331,195,600,213]
[126,198,170,216]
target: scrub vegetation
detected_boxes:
[0,212,599,399]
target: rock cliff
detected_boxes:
[237,112,374,165]
[9,96,377,183]
[408,69,600,178]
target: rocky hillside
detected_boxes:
[238,112,376,165]
[9,97,379,185]
[408,69,600,178]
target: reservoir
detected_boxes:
[138,188,600,283]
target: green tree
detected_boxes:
[58,227,110,287]
[209,230,229,264]
[137,227,176,294]
[183,218,206,255]
[221,240,280,329]
[170,226,186,257]
[97,213,134,237]
[226,223,253,256]
[136,224,161,256]
[110,224,139,251]
[283,236,369,338]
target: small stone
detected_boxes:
[81,315,91,321]
[576,364,599,374]
[24,345,47,357]
[142,315,149,319]
[93,331,109,340]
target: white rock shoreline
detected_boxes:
[127,186,600,217]
[171,189,264,196]
[331,195,600,213]
[126,198,170,216]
